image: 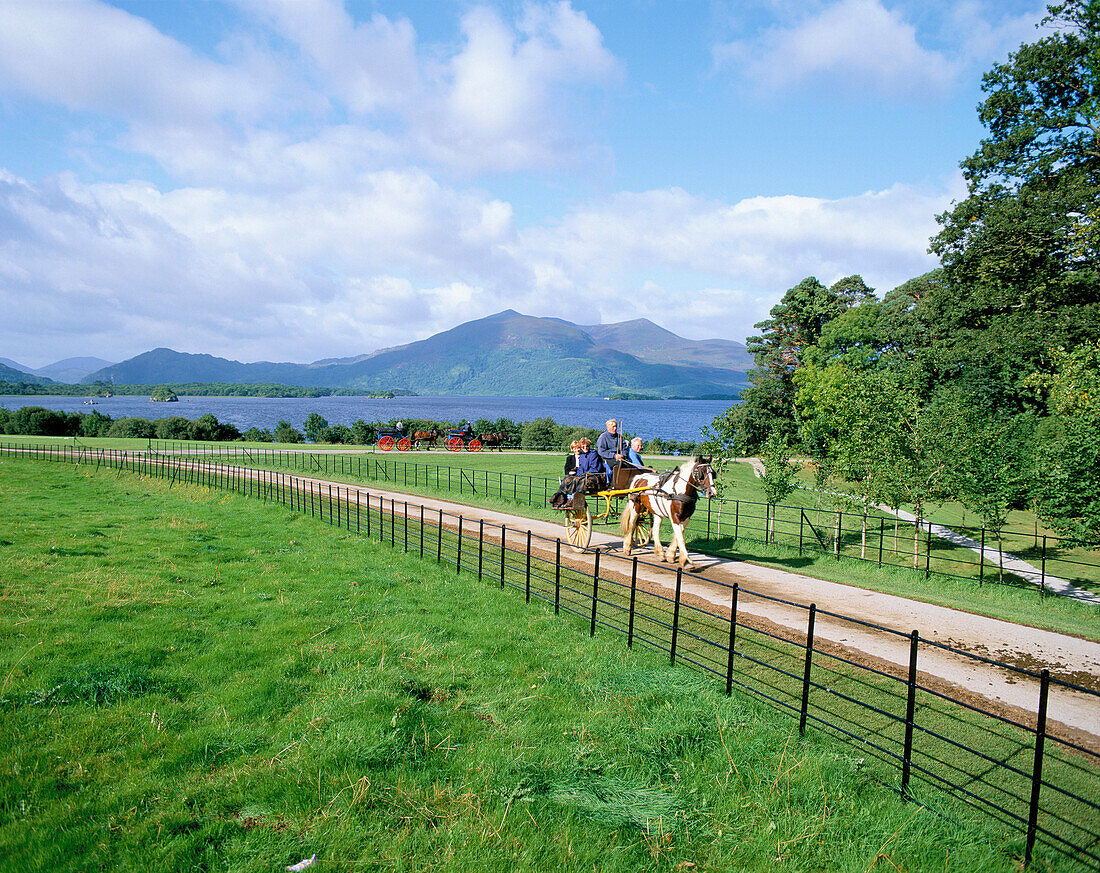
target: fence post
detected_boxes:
[670,567,683,665]
[436,509,443,563]
[525,530,531,603]
[627,557,638,647]
[734,500,739,541]
[590,550,600,636]
[500,525,506,589]
[457,516,463,572]
[799,511,804,555]
[1040,536,1047,597]
[357,497,360,535]
[878,517,884,567]
[478,519,484,580]
[555,539,561,614]
[901,630,919,798]
[1025,669,1050,867]
[420,505,425,558]
[404,502,408,552]
[726,584,739,696]
[799,604,817,736]
[924,525,932,577]
[707,499,711,539]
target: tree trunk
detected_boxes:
[913,517,921,569]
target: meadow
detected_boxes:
[0,457,1065,872]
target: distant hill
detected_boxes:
[35,357,115,383]
[83,311,751,398]
[0,357,34,374]
[0,363,53,385]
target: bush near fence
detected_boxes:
[5,441,1099,870]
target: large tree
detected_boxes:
[720,275,875,454]
[929,0,1100,400]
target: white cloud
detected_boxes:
[0,164,954,365]
[0,0,278,124]
[715,0,955,96]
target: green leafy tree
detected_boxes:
[303,413,329,443]
[930,1,1100,403]
[734,275,876,453]
[1033,342,1100,543]
[759,432,800,543]
[106,417,156,439]
[350,419,375,445]
[273,420,304,444]
[521,417,558,450]
[155,416,193,440]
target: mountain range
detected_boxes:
[6,311,752,398]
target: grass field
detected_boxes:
[0,456,1074,872]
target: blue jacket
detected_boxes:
[575,449,608,478]
[625,446,644,467]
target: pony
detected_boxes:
[413,428,440,448]
[619,456,716,570]
[478,432,507,451]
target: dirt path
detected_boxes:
[278,470,1100,747]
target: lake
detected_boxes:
[0,395,737,443]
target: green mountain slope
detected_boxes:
[83,311,749,397]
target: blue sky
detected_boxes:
[0,0,1049,367]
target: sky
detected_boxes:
[0,0,1051,368]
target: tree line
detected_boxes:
[705,1,1099,550]
[0,407,704,457]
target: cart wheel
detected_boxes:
[378,436,395,452]
[446,437,461,452]
[468,439,482,453]
[632,510,652,548]
[397,438,412,452]
[565,504,592,553]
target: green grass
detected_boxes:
[0,457,1081,872]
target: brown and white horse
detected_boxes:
[620,456,716,570]
[413,428,440,448]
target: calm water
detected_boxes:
[0,395,736,443]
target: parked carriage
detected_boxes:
[376,428,412,452]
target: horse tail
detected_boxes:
[620,497,637,536]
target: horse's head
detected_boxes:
[689,455,716,498]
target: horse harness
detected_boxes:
[647,462,713,503]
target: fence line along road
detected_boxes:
[138,440,1100,601]
[6,441,1100,870]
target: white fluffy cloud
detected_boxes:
[715,0,955,96]
[0,165,952,364]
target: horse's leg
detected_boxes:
[652,515,666,561]
[620,499,636,556]
[672,523,693,570]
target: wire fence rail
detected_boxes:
[133,441,1100,595]
[5,442,1100,868]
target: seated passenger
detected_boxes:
[574,437,609,488]
[625,437,646,469]
[564,439,581,476]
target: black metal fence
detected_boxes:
[135,442,1100,595]
[4,441,1099,869]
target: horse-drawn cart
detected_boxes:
[445,430,482,452]
[552,465,653,553]
[550,458,716,569]
[376,428,412,452]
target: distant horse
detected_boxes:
[413,428,440,448]
[620,456,716,570]
[479,432,507,452]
